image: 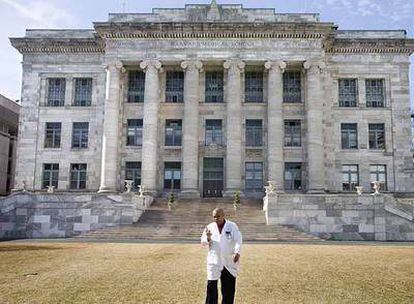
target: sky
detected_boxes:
[0,0,413,110]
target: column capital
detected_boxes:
[265,61,286,73]
[303,61,326,73]
[223,60,245,73]
[181,60,203,71]
[106,61,125,72]
[140,60,162,72]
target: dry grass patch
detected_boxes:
[0,242,413,303]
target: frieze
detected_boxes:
[106,39,322,51]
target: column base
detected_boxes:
[97,186,117,194]
[179,189,201,198]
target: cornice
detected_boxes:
[10,38,104,54]
[327,38,414,55]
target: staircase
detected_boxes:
[75,198,321,242]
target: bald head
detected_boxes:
[212,208,225,226]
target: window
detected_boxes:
[284,120,301,147]
[341,123,358,149]
[342,165,359,191]
[125,162,141,190]
[164,162,181,190]
[205,71,224,103]
[74,78,92,106]
[72,122,89,149]
[366,79,385,107]
[47,78,66,106]
[369,123,385,149]
[127,119,143,146]
[284,163,302,191]
[245,71,263,103]
[165,120,182,146]
[45,122,61,148]
[338,79,357,107]
[245,120,263,147]
[166,71,184,103]
[205,119,223,145]
[245,162,263,191]
[128,71,145,103]
[370,165,387,191]
[70,164,87,189]
[283,71,301,103]
[42,164,59,189]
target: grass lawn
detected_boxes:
[0,242,413,304]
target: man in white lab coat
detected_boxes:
[201,208,242,304]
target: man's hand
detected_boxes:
[233,253,240,263]
[205,227,212,248]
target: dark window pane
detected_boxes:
[284,120,301,147]
[74,78,92,106]
[205,71,224,103]
[341,123,358,149]
[128,71,145,103]
[338,79,357,107]
[283,71,301,103]
[47,78,66,106]
[246,119,262,147]
[127,119,143,146]
[369,123,385,149]
[165,120,182,146]
[70,163,87,189]
[72,122,89,149]
[164,162,181,190]
[342,164,359,191]
[45,122,61,148]
[166,71,184,103]
[284,163,302,190]
[42,163,59,189]
[205,119,223,145]
[366,79,385,107]
[245,162,263,191]
[245,71,263,103]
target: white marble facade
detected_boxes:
[10,2,414,197]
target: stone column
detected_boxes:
[265,61,286,191]
[303,61,325,192]
[98,61,123,193]
[180,60,203,197]
[140,60,162,195]
[223,60,245,197]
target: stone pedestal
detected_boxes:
[304,61,325,192]
[223,60,245,197]
[140,60,162,195]
[98,61,123,193]
[265,61,286,192]
[180,61,203,198]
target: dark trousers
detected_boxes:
[205,267,236,304]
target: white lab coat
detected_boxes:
[201,220,243,280]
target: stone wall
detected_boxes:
[0,192,153,240]
[264,193,414,241]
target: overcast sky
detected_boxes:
[0,0,413,109]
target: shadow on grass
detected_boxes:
[0,244,80,252]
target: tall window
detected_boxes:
[245,119,263,147]
[42,164,59,189]
[245,162,263,191]
[283,71,301,103]
[47,78,66,106]
[370,165,387,191]
[74,78,92,106]
[165,120,182,146]
[45,122,61,148]
[166,71,184,103]
[205,71,224,103]
[342,165,359,191]
[72,122,89,149]
[125,162,141,190]
[127,119,143,146]
[366,79,385,107]
[164,162,181,190]
[70,164,87,189]
[245,71,263,103]
[284,120,301,147]
[369,123,385,149]
[284,163,302,191]
[128,71,145,103]
[205,120,223,146]
[341,123,358,149]
[338,79,357,107]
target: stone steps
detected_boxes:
[75,198,321,242]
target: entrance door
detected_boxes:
[203,158,224,197]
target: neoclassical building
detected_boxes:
[10,1,414,198]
